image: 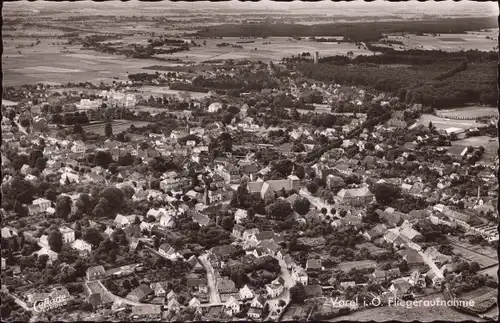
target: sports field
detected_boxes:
[436,106,498,119]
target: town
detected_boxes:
[1,2,498,322]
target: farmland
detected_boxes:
[330,294,485,322]
[383,29,498,51]
[82,119,150,135]
[167,37,376,64]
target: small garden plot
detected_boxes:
[337,260,377,273]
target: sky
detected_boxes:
[5,0,499,16]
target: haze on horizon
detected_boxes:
[4,0,499,17]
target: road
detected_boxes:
[14,120,29,135]
[265,288,290,321]
[418,250,444,280]
[278,257,296,289]
[199,254,222,304]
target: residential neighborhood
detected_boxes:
[1,2,499,323]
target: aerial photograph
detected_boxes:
[0,0,498,322]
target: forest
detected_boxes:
[192,17,497,42]
[294,48,497,109]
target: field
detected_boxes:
[337,260,378,273]
[2,38,181,86]
[478,265,498,282]
[447,236,498,269]
[82,119,150,135]
[416,114,487,130]
[452,136,498,164]
[436,106,498,119]
[330,294,485,322]
[384,29,498,51]
[135,86,210,100]
[281,304,312,321]
[166,37,376,64]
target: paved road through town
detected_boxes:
[199,254,222,304]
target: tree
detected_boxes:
[247,207,255,220]
[373,183,401,205]
[105,122,113,138]
[82,227,104,248]
[293,197,311,215]
[73,123,83,134]
[306,182,319,195]
[428,121,433,130]
[2,178,36,204]
[94,151,114,169]
[290,283,306,304]
[55,195,72,220]
[268,201,293,220]
[48,229,63,252]
[321,207,327,215]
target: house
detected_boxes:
[59,226,75,243]
[234,209,248,224]
[159,214,175,228]
[327,174,345,189]
[114,214,137,228]
[306,259,322,272]
[31,198,52,213]
[248,307,263,319]
[243,228,260,241]
[158,243,181,260]
[232,224,245,239]
[34,247,58,264]
[389,278,412,299]
[60,172,80,185]
[86,265,106,281]
[239,284,255,300]
[71,239,92,254]
[224,296,240,316]
[187,255,206,273]
[150,282,168,297]
[126,284,153,302]
[247,176,300,201]
[71,140,86,154]
[208,102,223,113]
[190,210,210,227]
[217,278,237,294]
[337,187,374,206]
[292,265,308,286]
[266,282,284,298]
[188,297,202,311]
[339,281,356,290]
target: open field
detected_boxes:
[330,294,485,322]
[451,245,498,269]
[134,86,210,100]
[2,38,181,86]
[416,114,487,130]
[167,37,377,63]
[479,265,498,282]
[436,106,498,119]
[448,236,498,259]
[337,260,377,273]
[82,119,150,135]
[384,30,498,51]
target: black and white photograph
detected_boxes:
[1,0,498,322]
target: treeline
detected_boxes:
[318,49,497,66]
[192,17,497,42]
[52,112,90,125]
[295,60,497,109]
